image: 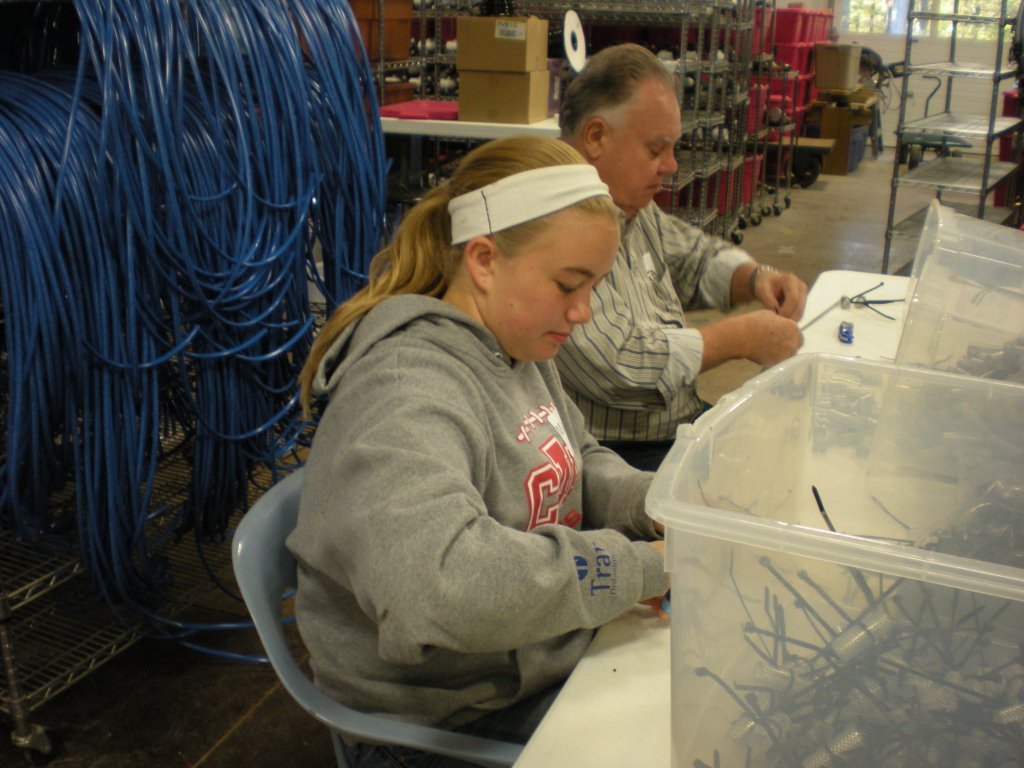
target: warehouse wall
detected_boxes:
[773,0,1011,148]
[837,31,1013,146]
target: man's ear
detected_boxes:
[462,236,499,293]
[579,116,611,162]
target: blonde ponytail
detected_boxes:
[299,135,617,414]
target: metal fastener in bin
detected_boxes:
[691,479,1024,767]
[646,355,1024,768]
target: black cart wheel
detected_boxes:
[791,153,821,187]
[738,215,747,229]
[908,145,923,170]
[12,725,57,766]
[731,230,743,245]
[761,205,771,217]
[750,212,762,226]
[773,204,782,216]
[784,195,791,208]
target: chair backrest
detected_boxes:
[231,469,523,768]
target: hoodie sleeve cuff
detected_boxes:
[635,541,670,601]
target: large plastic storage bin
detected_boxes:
[773,8,808,43]
[752,6,774,54]
[774,41,814,73]
[847,123,868,171]
[647,354,1024,768]
[896,200,1024,383]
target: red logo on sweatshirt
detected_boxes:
[524,435,580,530]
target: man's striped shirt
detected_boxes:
[556,203,751,442]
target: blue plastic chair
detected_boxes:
[231,469,524,768]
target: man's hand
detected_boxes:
[755,269,807,321]
[699,310,803,371]
[734,263,808,320]
[741,310,803,366]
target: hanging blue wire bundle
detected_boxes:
[0,0,387,624]
[288,0,389,306]
[0,73,91,542]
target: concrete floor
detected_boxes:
[0,151,905,768]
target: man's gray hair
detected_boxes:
[559,44,676,139]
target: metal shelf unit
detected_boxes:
[882,0,1023,273]
[895,154,1019,192]
[0,421,297,760]
[515,0,758,243]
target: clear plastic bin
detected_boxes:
[647,354,1024,768]
[897,200,1024,384]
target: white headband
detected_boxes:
[448,165,610,245]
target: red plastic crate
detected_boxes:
[1003,89,1020,117]
[753,6,775,55]
[774,8,809,43]
[768,72,815,107]
[774,42,814,73]
[808,10,833,42]
[379,99,458,120]
[748,84,769,133]
[1000,134,1014,162]
[765,105,806,141]
[734,154,763,207]
[995,94,1022,206]
[687,155,765,215]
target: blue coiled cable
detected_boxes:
[0,0,387,645]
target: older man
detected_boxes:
[557,43,807,471]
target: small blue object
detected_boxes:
[838,320,854,344]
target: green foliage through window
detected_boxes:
[840,0,1009,37]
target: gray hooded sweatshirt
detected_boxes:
[287,294,667,728]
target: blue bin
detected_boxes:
[848,124,869,172]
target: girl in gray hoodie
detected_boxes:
[288,135,669,765]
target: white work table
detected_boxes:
[513,607,671,768]
[379,115,559,140]
[797,269,911,360]
[514,269,913,768]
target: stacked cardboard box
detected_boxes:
[805,87,876,175]
[456,16,550,124]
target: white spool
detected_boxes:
[563,10,586,73]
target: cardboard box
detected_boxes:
[459,70,550,124]
[456,16,549,72]
[814,42,862,91]
[807,102,872,175]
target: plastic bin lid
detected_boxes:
[911,199,1024,278]
[645,354,1024,603]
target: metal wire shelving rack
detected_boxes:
[517,0,762,244]
[881,0,1024,273]
[0,418,305,761]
